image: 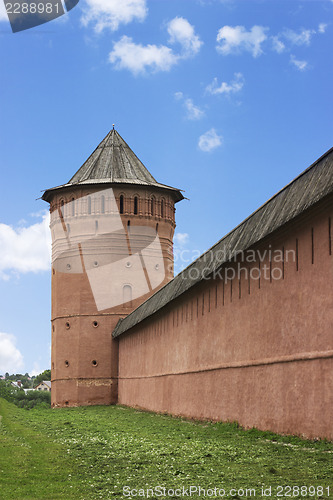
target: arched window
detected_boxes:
[151,197,155,216]
[87,197,92,215]
[71,198,75,216]
[161,199,164,218]
[120,195,124,214]
[60,200,65,217]
[101,195,105,214]
[134,196,138,215]
[123,285,132,306]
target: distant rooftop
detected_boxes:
[42,127,183,202]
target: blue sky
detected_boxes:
[0,0,332,376]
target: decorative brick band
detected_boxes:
[118,350,333,380]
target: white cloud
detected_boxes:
[271,36,286,53]
[173,233,196,274]
[206,72,244,95]
[0,213,51,280]
[29,362,49,378]
[282,28,315,46]
[109,36,178,75]
[81,0,147,33]
[109,17,201,75]
[0,333,24,374]
[290,54,308,71]
[215,23,325,62]
[216,25,268,57]
[318,23,327,34]
[167,17,203,57]
[198,128,223,152]
[174,91,184,100]
[174,233,189,247]
[175,93,204,120]
[0,1,8,22]
[184,99,204,120]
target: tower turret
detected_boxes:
[42,127,183,407]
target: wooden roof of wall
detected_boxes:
[113,146,333,338]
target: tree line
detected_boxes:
[0,369,51,389]
[0,370,51,409]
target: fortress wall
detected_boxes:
[117,198,333,439]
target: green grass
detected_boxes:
[0,398,332,500]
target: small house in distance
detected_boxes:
[35,381,51,392]
[10,381,22,389]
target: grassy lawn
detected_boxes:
[0,398,332,500]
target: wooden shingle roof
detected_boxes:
[113,146,333,338]
[42,128,183,202]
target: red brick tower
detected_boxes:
[42,127,183,407]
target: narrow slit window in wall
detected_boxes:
[134,197,138,215]
[120,195,124,214]
[123,284,132,305]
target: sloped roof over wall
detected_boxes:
[42,128,183,202]
[113,146,333,338]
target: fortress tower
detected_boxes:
[42,127,183,407]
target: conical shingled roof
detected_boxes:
[42,127,183,202]
[69,128,158,185]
